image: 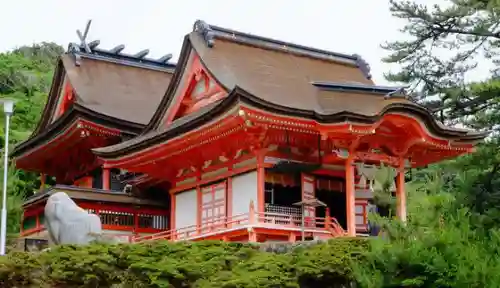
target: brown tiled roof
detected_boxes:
[63,55,173,125]
[93,98,230,155]
[190,32,373,113]
[93,21,488,157]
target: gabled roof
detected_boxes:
[32,43,176,137]
[94,20,488,158]
[144,20,374,132]
[13,41,176,158]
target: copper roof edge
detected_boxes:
[192,20,372,79]
[312,81,407,97]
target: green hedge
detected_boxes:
[0,238,368,288]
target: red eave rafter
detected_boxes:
[103,107,244,169]
[16,119,121,174]
[137,128,249,181]
[240,107,476,165]
[104,106,478,173]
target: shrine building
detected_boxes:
[12,20,487,246]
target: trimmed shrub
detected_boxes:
[0,239,366,287]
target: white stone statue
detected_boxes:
[44,192,103,245]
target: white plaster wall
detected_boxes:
[232,171,258,216]
[175,189,197,229]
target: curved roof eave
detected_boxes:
[143,35,194,133]
[31,57,66,138]
[234,87,488,141]
[11,103,143,158]
[93,88,243,157]
[93,86,488,159]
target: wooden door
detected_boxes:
[201,181,227,232]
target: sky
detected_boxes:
[0,0,413,85]
[0,0,490,86]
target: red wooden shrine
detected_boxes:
[13,20,487,247]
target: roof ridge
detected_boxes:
[67,43,176,72]
[67,20,176,72]
[192,19,372,80]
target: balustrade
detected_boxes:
[84,208,168,232]
[133,201,345,243]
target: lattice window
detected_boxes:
[99,210,134,227]
[264,204,302,226]
[200,181,227,229]
[265,204,301,216]
[138,214,168,230]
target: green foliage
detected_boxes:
[2,4,500,286]
[355,176,500,288]
[0,239,367,288]
[372,164,397,213]
[383,0,500,128]
[0,42,62,234]
[384,0,500,260]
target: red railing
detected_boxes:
[133,202,346,243]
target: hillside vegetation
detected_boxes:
[0,42,63,234]
[2,0,500,286]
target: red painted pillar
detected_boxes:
[133,210,139,234]
[170,192,176,240]
[345,157,356,237]
[102,168,110,190]
[227,171,233,228]
[196,185,202,234]
[256,153,265,214]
